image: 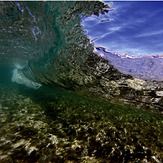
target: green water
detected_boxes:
[0,66,162,162]
[0,1,162,162]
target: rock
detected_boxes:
[126,78,146,91]
[156,91,163,97]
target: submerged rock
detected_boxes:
[0,84,162,162]
[55,52,163,113]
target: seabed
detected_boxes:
[0,80,162,163]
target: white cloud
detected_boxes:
[109,26,121,31]
[136,30,163,37]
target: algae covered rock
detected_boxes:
[0,84,162,162]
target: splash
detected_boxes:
[12,62,41,89]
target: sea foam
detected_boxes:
[12,62,42,89]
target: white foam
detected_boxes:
[12,63,42,89]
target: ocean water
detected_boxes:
[0,1,162,162]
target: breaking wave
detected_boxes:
[0,1,109,88]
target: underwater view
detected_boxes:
[0,1,162,162]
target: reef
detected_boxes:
[40,51,163,114]
[0,83,162,162]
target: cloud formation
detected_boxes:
[136,30,163,38]
[82,2,163,56]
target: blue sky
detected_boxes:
[81,2,163,56]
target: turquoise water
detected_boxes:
[0,2,96,87]
[0,2,162,162]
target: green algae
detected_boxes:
[0,82,162,162]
